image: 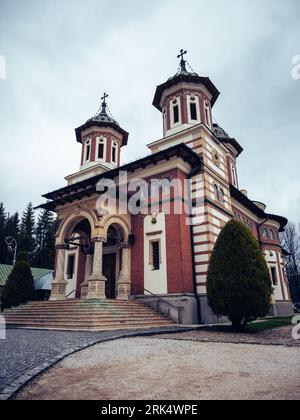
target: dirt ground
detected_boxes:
[156,326,300,347]
[16,328,300,401]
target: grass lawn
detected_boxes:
[247,317,294,333]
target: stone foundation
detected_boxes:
[133,294,199,325]
[270,301,294,317]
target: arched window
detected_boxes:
[262,228,269,239]
[214,184,220,201]
[96,136,107,161]
[111,140,118,164]
[170,97,181,126]
[231,163,238,187]
[220,189,225,204]
[204,101,212,128]
[85,138,91,162]
[173,105,179,124]
[162,108,167,132]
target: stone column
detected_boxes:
[87,237,107,300]
[117,244,131,300]
[81,253,93,299]
[51,246,67,301]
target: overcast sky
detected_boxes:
[0,0,299,222]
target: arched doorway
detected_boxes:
[64,218,92,299]
[103,224,125,300]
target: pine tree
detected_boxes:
[0,203,7,263]
[207,220,273,331]
[34,210,56,269]
[20,202,36,261]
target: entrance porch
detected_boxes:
[51,216,131,302]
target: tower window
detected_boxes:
[173,105,179,124]
[231,164,238,187]
[190,102,198,120]
[111,141,118,164]
[151,241,160,271]
[98,143,104,159]
[205,101,211,128]
[262,228,269,239]
[85,141,91,162]
[163,108,167,133]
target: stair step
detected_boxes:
[6,320,172,328]
[3,299,175,331]
[6,314,165,322]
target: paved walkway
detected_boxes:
[0,326,190,399]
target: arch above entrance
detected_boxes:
[56,209,98,244]
[102,216,131,244]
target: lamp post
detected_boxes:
[5,237,18,266]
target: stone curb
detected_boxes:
[0,326,198,401]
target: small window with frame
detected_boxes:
[98,139,104,160]
[112,141,118,164]
[190,101,198,121]
[271,267,278,286]
[173,105,179,124]
[150,240,160,271]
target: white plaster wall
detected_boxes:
[144,213,168,295]
[64,248,79,299]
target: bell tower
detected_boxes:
[67,94,129,185]
[153,50,220,137]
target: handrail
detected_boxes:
[65,290,77,299]
[134,286,184,325]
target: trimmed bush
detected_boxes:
[207,220,273,331]
[1,260,35,309]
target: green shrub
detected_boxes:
[1,260,35,309]
[207,220,273,331]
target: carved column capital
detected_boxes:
[91,236,107,244]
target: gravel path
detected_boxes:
[16,337,300,400]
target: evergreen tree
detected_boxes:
[16,251,29,264]
[0,203,7,263]
[207,220,273,331]
[20,202,36,261]
[34,210,56,269]
[1,254,35,309]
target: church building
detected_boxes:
[39,51,293,324]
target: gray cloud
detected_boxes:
[0,0,299,221]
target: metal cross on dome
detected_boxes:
[100,92,109,113]
[177,49,188,72]
[101,92,108,104]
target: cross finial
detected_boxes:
[177,49,187,72]
[100,92,109,113]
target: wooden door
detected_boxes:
[103,253,117,299]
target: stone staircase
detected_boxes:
[3,299,175,331]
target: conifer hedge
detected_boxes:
[207,220,273,331]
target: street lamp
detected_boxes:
[5,237,18,266]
